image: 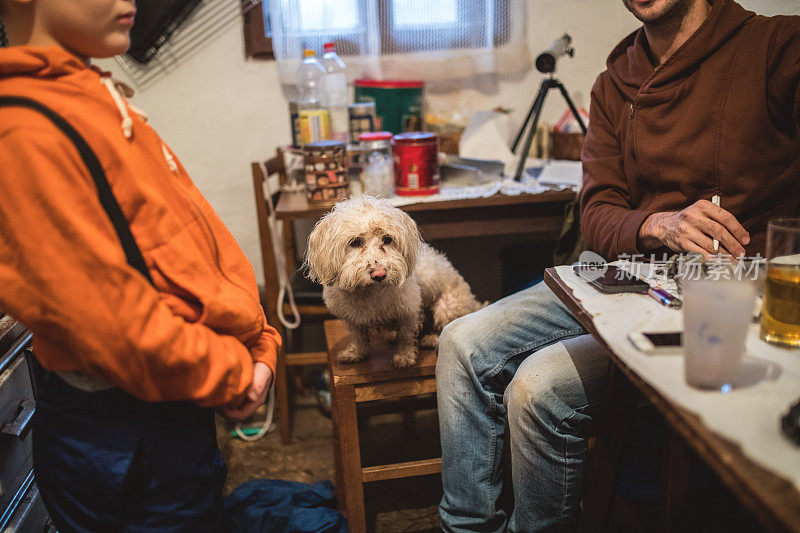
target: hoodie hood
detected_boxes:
[0,46,145,139]
[605,0,755,99]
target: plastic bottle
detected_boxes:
[319,42,349,142]
[296,49,327,105]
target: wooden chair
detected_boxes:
[324,319,441,533]
[252,148,329,444]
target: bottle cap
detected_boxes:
[323,42,336,53]
[303,49,315,58]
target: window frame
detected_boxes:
[242,0,274,60]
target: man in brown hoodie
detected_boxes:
[437,1,800,531]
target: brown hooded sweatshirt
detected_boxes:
[580,0,800,260]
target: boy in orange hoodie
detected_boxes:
[0,1,281,530]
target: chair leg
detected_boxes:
[276,351,292,445]
[331,383,366,533]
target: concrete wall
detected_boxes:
[96,0,800,286]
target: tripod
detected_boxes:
[511,76,587,181]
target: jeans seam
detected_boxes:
[559,410,579,524]
[480,327,586,387]
[488,393,498,517]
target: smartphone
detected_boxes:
[628,331,683,354]
[573,264,650,294]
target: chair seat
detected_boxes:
[324,320,438,387]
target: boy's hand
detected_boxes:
[638,200,750,257]
[219,362,274,421]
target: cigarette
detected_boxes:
[712,195,720,253]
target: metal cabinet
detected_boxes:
[0,313,55,533]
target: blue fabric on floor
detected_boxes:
[225,479,348,533]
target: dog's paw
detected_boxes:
[419,333,439,349]
[338,343,367,364]
[392,346,418,369]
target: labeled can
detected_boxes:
[298,107,332,146]
[348,102,377,144]
[303,141,349,205]
[392,132,439,196]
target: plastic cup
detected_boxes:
[683,277,757,390]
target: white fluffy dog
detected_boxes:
[305,196,483,368]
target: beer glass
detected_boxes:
[760,219,800,348]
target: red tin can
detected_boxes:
[392,132,439,196]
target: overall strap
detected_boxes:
[0,96,153,285]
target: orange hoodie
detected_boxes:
[0,46,281,407]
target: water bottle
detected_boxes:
[320,42,349,142]
[296,49,327,105]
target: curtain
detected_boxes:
[266,0,531,97]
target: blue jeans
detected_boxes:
[437,281,609,532]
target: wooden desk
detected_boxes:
[543,268,800,532]
[275,189,575,240]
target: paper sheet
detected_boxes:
[537,160,583,189]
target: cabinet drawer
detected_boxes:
[0,356,35,512]
[2,481,51,533]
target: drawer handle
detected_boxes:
[2,399,35,439]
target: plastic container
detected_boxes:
[296,49,327,104]
[354,80,423,134]
[320,42,349,142]
[392,132,439,196]
[360,132,394,197]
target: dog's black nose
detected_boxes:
[371,273,386,282]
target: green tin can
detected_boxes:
[354,80,423,135]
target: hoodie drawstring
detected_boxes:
[101,76,173,172]
[101,76,134,140]
[161,143,178,172]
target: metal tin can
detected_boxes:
[392,132,439,196]
[303,141,349,205]
[354,80,424,134]
[348,102,377,144]
[298,108,332,147]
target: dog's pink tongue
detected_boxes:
[371,267,387,280]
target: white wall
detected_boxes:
[96,0,800,285]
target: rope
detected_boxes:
[258,161,301,330]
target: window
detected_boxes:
[264,0,529,94]
[252,0,512,59]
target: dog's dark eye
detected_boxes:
[349,237,363,248]
[382,235,393,245]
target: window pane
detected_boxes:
[392,0,458,28]
[298,0,359,32]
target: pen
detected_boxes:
[712,195,720,253]
[647,287,682,309]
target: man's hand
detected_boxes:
[219,362,274,421]
[638,200,750,257]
